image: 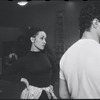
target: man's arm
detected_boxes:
[59,78,71,99]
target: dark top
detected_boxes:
[0,51,58,87]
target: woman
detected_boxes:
[1,27,58,99]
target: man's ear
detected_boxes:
[92,18,99,29]
[30,37,35,43]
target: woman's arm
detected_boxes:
[49,54,59,86]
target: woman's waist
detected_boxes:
[29,81,50,88]
[21,77,50,87]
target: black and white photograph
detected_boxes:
[0,0,100,99]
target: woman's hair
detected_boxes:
[27,27,43,38]
[79,2,100,38]
[16,34,26,57]
[42,44,53,55]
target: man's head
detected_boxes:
[79,3,100,38]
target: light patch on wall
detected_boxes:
[66,1,76,10]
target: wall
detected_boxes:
[0,1,87,56]
[63,1,82,50]
[0,1,66,55]
[13,1,66,48]
[0,27,27,56]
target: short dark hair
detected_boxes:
[27,27,43,38]
[79,2,100,38]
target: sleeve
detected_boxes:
[59,69,65,80]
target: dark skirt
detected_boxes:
[39,90,49,99]
[39,90,54,99]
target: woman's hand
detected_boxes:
[21,78,29,90]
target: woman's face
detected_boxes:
[32,31,47,51]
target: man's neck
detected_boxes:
[81,31,99,43]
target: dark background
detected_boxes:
[0,0,99,99]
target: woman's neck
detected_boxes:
[30,45,40,52]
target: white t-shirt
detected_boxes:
[60,39,100,99]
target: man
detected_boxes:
[59,2,100,99]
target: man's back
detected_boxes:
[60,39,100,98]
